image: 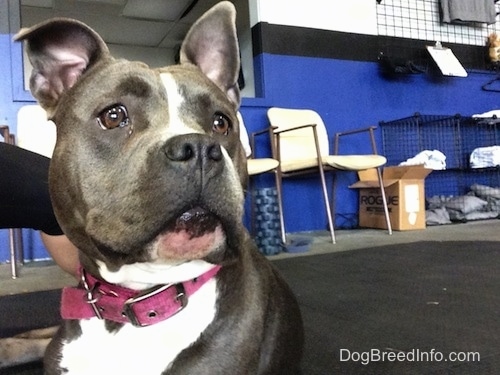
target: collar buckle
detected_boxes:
[81,268,104,320]
[122,283,188,327]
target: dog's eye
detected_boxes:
[97,105,129,130]
[212,113,231,135]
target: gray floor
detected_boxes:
[0,219,499,297]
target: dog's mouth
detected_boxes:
[172,207,220,235]
[153,206,226,260]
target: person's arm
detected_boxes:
[40,232,79,278]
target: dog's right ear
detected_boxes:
[14,19,110,116]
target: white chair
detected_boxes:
[267,107,392,243]
[17,105,56,158]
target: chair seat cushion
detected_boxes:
[280,158,319,172]
[247,158,279,175]
[280,155,386,173]
[325,155,387,170]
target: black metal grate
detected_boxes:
[377,0,500,46]
[380,113,500,200]
[380,113,463,168]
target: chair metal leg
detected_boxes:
[9,229,17,279]
[311,132,335,243]
[376,167,393,235]
[9,228,23,279]
[274,170,286,245]
[331,172,337,232]
[15,228,24,264]
[318,166,336,244]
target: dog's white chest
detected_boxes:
[59,279,217,374]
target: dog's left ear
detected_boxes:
[180,1,240,106]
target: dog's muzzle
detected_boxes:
[149,134,237,261]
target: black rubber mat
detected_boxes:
[273,241,500,374]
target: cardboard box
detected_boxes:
[350,166,432,231]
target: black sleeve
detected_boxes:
[0,142,63,235]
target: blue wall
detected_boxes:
[240,53,499,233]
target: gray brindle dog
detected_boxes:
[13,2,303,374]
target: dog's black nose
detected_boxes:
[164,134,223,166]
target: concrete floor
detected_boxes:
[0,219,499,296]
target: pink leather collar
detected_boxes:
[61,265,221,327]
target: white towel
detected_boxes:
[399,150,447,170]
[470,145,500,168]
[472,109,500,119]
[440,0,497,24]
